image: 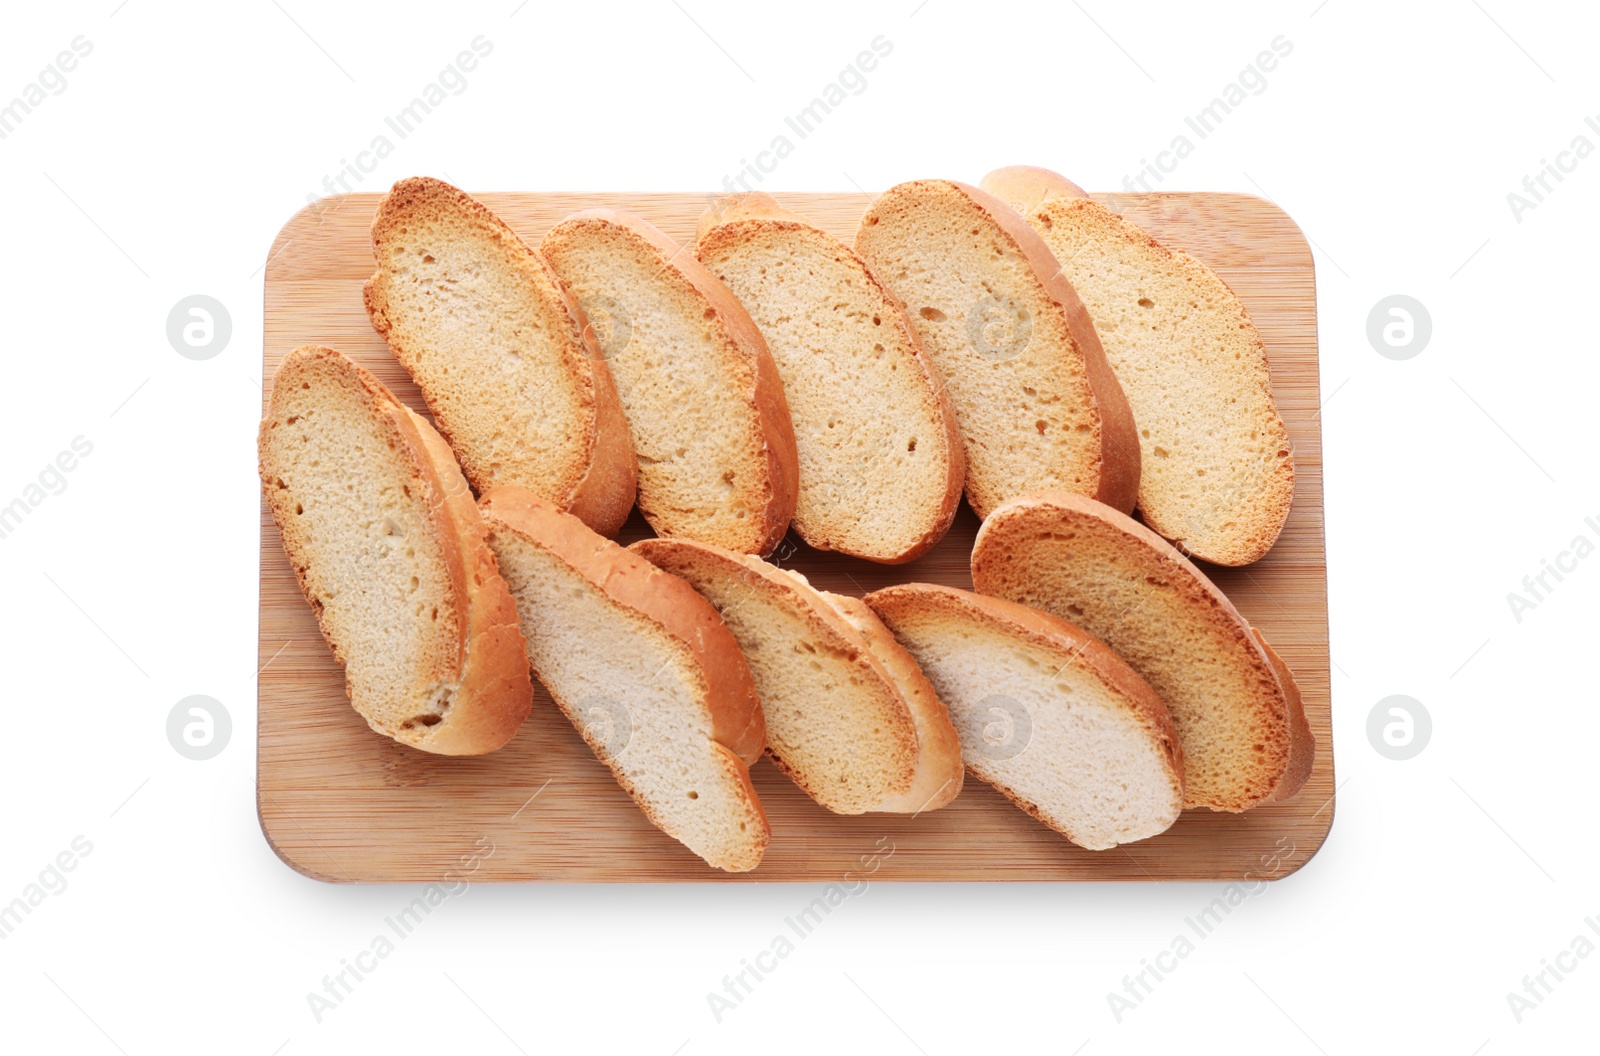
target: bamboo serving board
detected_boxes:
[259,190,1333,883]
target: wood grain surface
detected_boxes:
[259,190,1333,883]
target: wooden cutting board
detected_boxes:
[259,190,1333,882]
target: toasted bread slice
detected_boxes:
[363,177,636,535]
[630,538,923,815]
[695,193,964,563]
[1253,630,1315,803]
[981,166,1294,565]
[258,345,533,755]
[853,179,1140,520]
[479,487,769,871]
[970,491,1306,811]
[817,592,965,813]
[863,584,1183,850]
[541,210,798,555]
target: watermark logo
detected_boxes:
[0,36,93,142]
[1106,838,1294,1021]
[167,295,232,361]
[0,435,93,543]
[767,536,800,568]
[167,695,231,761]
[969,694,1032,762]
[719,36,894,194]
[1506,917,1600,1023]
[1366,695,1430,760]
[966,296,1031,363]
[581,294,632,360]
[700,191,741,230]
[1121,35,1293,192]
[1506,515,1599,623]
[306,837,494,1023]
[706,837,894,1023]
[302,36,494,207]
[1366,295,1431,360]
[578,695,631,758]
[1506,115,1600,223]
[0,835,92,941]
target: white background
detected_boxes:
[1,1,1595,1052]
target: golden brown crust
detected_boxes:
[1253,630,1315,803]
[694,191,812,241]
[861,582,1185,791]
[979,165,1089,213]
[478,487,767,766]
[819,592,965,813]
[539,264,639,536]
[970,490,1290,810]
[547,208,799,556]
[479,487,769,870]
[695,193,965,564]
[855,180,1140,518]
[629,537,921,813]
[980,167,1294,565]
[702,742,771,871]
[1144,232,1293,564]
[363,177,637,537]
[401,408,535,754]
[951,180,1142,517]
[259,345,533,756]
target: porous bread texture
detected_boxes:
[363,177,636,536]
[479,487,768,872]
[541,209,798,555]
[981,165,1294,565]
[696,193,964,563]
[971,491,1299,811]
[863,584,1183,850]
[258,345,532,755]
[818,592,965,813]
[853,179,1140,520]
[630,538,921,815]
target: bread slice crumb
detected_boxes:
[364,177,636,536]
[982,165,1294,565]
[542,209,798,555]
[865,582,1184,849]
[258,345,532,755]
[481,487,769,871]
[697,192,963,563]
